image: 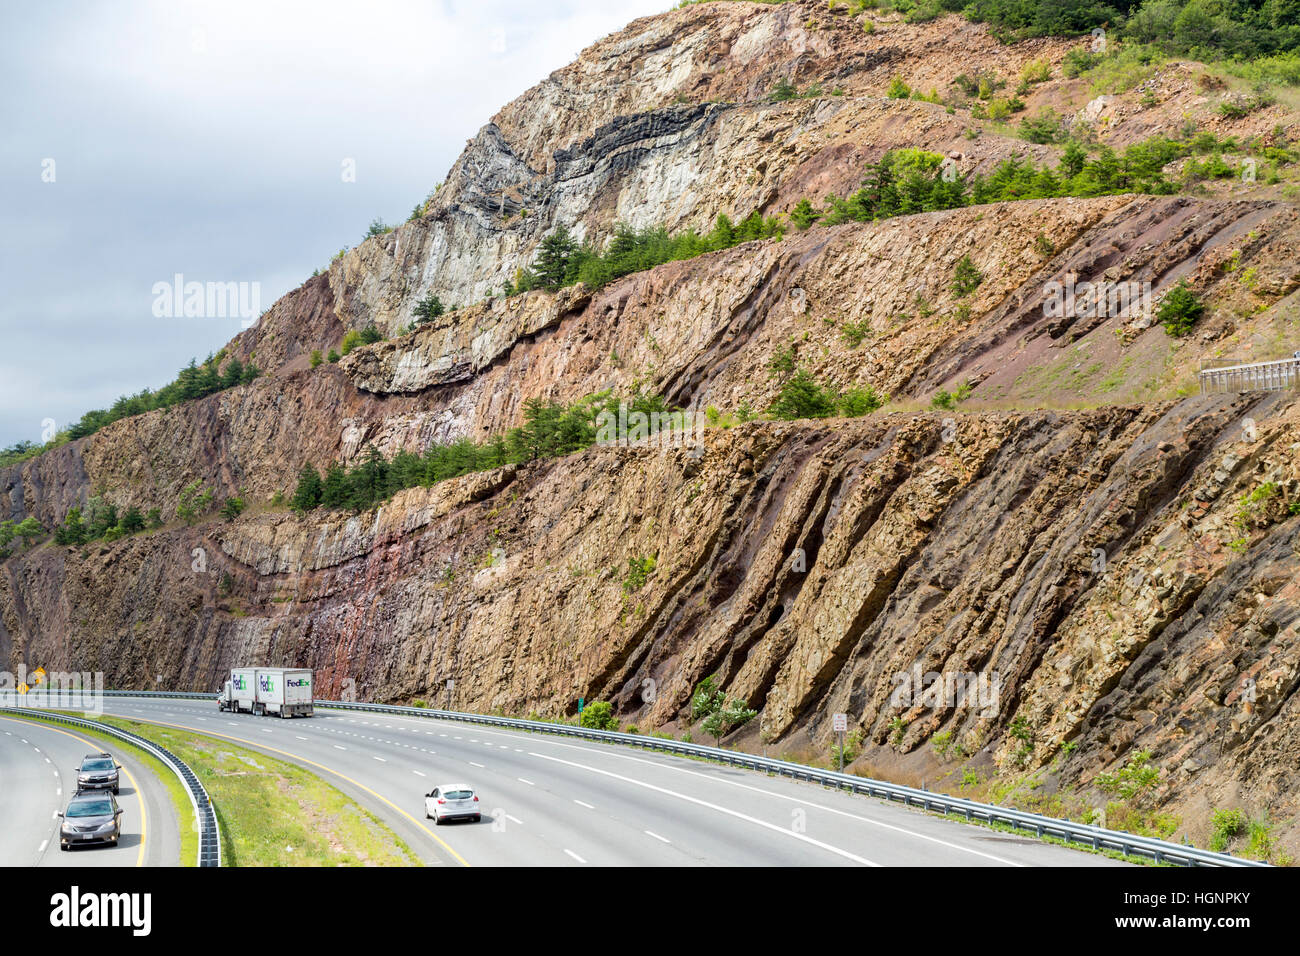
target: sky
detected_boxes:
[0,0,672,448]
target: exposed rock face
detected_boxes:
[4,0,1300,852]
[6,192,1294,529]
[4,396,1299,851]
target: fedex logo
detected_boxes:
[258,675,275,692]
[287,678,310,689]
[232,675,248,691]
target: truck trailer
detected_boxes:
[219,667,314,717]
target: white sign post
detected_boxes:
[832,713,848,772]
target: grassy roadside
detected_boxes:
[4,711,199,866]
[90,715,421,867]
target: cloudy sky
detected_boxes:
[0,0,670,448]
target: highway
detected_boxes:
[0,714,180,867]
[96,696,1124,867]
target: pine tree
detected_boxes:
[291,465,323,512]
[532,225,579,289]
[221,357,244,389]
[321,462,348,508]
[120,506,145,533]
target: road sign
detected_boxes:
[832,713,848,732]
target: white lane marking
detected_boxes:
[517,778,535,786]
[56,788,61,796]
[373,757,386,763]
[506,814,523,826]
[574,800,595,810]
[413,771,426,778]
[645,830,671,844]
[530,751,879,867]
[469,762,485,769]
[52,811,58,819]
[38,840,47,853]
[296,736,307,741]
[523,733,1026,867]
[564,849,586,864]
[334,745,346,751]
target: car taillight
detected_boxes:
[473,796,478,801]
[438,799,446,804]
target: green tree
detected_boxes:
[14,516,44,549]
[55,507,87,545]
[1158,280,1205,336]
[176,482,213,524]
[701,695,758,748]
[221,357,245,389]
[579,700,619,731]
[790,198,821,230]
[411,294,446,326]
[321,462,348,508]
[291,465,323,512]
[532,225,580,289]
[119,506,145,534]
[769,368,837,420]
[952,255,984,297]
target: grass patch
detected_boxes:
[91,715,421,867]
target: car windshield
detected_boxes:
[82,759,113,772]
[445,790,474,800]
[67,800,113,818]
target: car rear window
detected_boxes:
[83,759,113,771]
[445,790,474,800]
[68,800,113,817]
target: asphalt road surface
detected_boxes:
[0,714,180,867]
[91,696,1124,867]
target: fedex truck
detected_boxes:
[218,668,258,713]
[219,667,314,717]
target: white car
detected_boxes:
[425,784,481,824]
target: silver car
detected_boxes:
[424,784,481,824]
[59,792,123,849]
[76,752,121,793]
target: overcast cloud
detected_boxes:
[0,0,671,447]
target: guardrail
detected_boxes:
[1199,356,1300,394]
[91,690,1263,868]
[1,704,221,867]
